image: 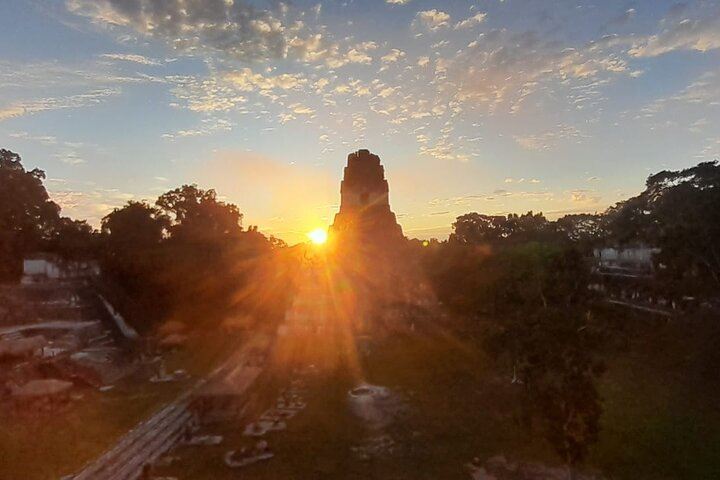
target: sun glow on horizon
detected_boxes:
[307,228,328,245]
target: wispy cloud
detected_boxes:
[455,12,487,30]
[514,125,585,151]
[630,13,720,57]
[0,88,120,121]
[99,53,163,65]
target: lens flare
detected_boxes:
[307,228,327,245]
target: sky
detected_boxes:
[1,0,719,244]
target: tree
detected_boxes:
[556,213,604,249]
[450,211,558,246]
[47,217,99,260]
[488,242,591,312]
[0,149,60,281]
[102,201,167,253]
[422,239,493,314]
[424,239,591,316]
[451,213,510,245]
[99,201,170,329]
[475,244,604,468]
[97,186,287,332]
[156,184,243,242]
[423,221,605,467]
[605,161,720,298]
[490,307,605,467]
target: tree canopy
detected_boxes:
[605,161,720,297]
[0,149,61,280]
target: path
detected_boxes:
[69,335,269,480]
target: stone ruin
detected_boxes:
[330,149,403,242]
[323,150,432,337]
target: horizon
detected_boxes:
[2,1,720,244]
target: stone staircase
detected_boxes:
[71,395,195,480]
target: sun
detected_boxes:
[307,228,328,245]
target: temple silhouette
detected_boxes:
[330,149,403,242]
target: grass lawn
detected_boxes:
[0,330,245,480]
[0,382,185,480]
[157,332,555,480]
[590,318,720,479]
[157,317,720,479]
[158,370,367,479]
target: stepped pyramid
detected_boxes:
[329,149,403,241]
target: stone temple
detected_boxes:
[329,149,403,241]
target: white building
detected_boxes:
[593,245,660,275]
[21,253,99,285]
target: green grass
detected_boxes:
[0,382,184,480]
[0,330,244,480]
[10,316,716,479]
[157,370,366,479]
[590,319,720,480]
[362,332,556,478]
[157,319,720,480]
[157,333,555,479]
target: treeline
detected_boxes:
[98,185,291,332]
[0,149,292,332]
[432,160,720,303]
[415,160,719,466]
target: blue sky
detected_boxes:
[1,0,719,243]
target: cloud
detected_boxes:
[67,0,319,62]
[347,48,373,64]
[514,125,585,151]
[630,14,720,57]
[287,33,355,69]
[162,118,233,140]
[0,88,120,121]
[166,67,308,114]
[447,29,632,113]
[455,12,487,30]
[168,76,248,114]
[605,8,636,29]
[504,177,540,184]
[346,41,377,64]
[381,48,406,64]
[99,53,162,65]
[289,103,314,115]
[377,86,396,98]
[50,188,137,227]
[419,140,469,162]
[386,0,411,5]
[56,152,86,165]
[8,131,58,145]
[635,70,720,118]
[0,60,152,90]
[224,68,307,91]
[569,189,601,204]
[415,9,451,31]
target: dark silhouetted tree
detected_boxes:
[491,307,604,468]
[556,213,604,250]
[425,214,604,468]
[47,217,99,260]
[0,149,60,281]
[605,161,720,298]
[451,211,558,246]
[156,184,243,241]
